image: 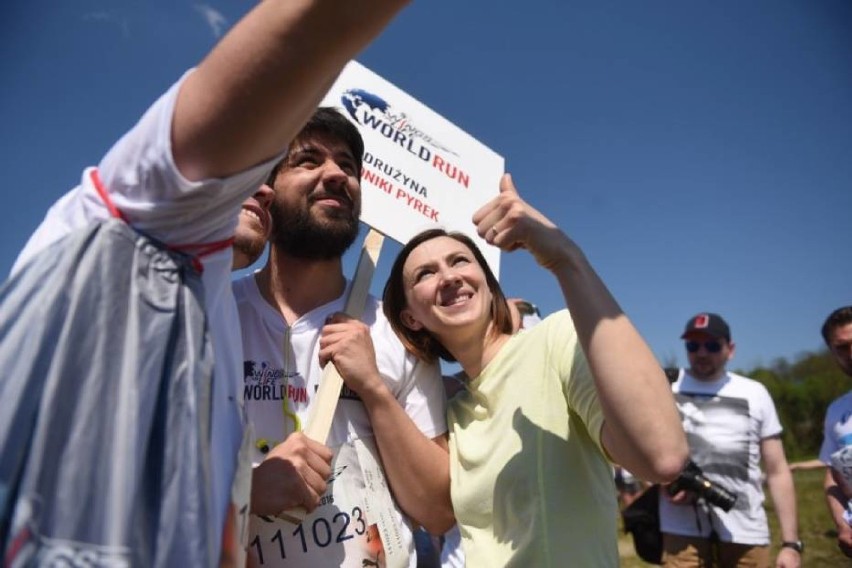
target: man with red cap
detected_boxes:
[659,313,802,568]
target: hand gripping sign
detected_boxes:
[280,61,504,543]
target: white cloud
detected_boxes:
[82,11,130,38]
[82,12,111,22]
[194,4,228,38]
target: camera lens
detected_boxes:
[669,460,737,512]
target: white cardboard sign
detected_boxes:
[321,61,505,276]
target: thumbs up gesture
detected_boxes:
[472,173,578,272]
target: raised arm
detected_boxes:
[473,174,688,482]
[173,0,411,181]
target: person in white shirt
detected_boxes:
[818,306,852,558]
[233,107,452,568]
[9,0,418,563]
[660,313,802,568]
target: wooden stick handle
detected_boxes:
[280,228,384,523]
[304,228,384,441]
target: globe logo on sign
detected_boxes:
[341,89,389,122]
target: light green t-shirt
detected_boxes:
[447,310,618,567]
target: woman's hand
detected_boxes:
[472,173,579,272]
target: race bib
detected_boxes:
[248,437,413,567]
[226,424,255,566]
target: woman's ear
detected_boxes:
[401,308,423,331]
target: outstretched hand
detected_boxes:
[472,173,578,272]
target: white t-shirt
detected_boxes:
[659,371,783,545]
[820,391,852,487]
[12,73,279,555]
[232,273,446,568]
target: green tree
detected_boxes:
[744,350,852,460]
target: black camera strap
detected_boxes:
[691,499,722,545]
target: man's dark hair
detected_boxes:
[822,306,852,345]
[265,106,364,185]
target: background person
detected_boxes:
[660,313,801,568]
[507,297,542,331]
[382,174,687,566]
[818,306,852,558]
[615,465,649,509]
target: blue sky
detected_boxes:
[2,1,850,372]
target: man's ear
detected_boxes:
[726,341,736,361]
[401,308,423,331]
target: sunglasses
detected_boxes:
[685,340,722,354]
[512,300,540,317]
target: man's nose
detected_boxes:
[253,185,274,210]
[321,159,349,186]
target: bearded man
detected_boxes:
[231,107,452,568]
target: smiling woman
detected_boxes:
[384,229,514,368]
[382,173,689,567]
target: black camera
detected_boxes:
[667,460,737,512]
[663,367,682,383]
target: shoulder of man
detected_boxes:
[368,296,419,358]
[724,371,765,389]
[231,272,262,304]
[826,390,852,415]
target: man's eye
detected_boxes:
[290,153,319,168]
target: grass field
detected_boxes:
[617,467,851,566]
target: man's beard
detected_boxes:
[690,358,722,380]
[232,233,267,268]
[269,200,360,260]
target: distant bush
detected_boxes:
[735,350,852,460]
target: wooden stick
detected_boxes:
[279,228,385,524]
[304,228,384,441]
